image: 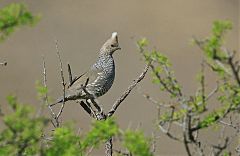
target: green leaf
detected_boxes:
[45,127,82,156]
[137,38,149,48]
[0,96,48,155]
[0,3,40,42]
[81,118,119,150]
[203,20,232,60]
[36,80,48,100]
[6,95,17,110]
[123,130,153,156]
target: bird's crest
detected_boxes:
[100,32,121,55]
[112,32,118,40]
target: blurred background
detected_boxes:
[0,0,239,155]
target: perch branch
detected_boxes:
[107,63,150,117]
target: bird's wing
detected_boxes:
[68,72,86,87]
[54,69,101,103]
[67,67,103,93]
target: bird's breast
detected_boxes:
[87,56,115,97]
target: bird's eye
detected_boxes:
[111,44,114,47]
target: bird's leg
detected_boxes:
[85,99,97,118]
[88,98,106,120]
[90,98,102,113]
[85,99,93,109]
[78,100,91,116]
[81,82,103,113]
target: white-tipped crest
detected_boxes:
[99,32,120,55]
[111,32,118,38]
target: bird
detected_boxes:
[51,32,121,106]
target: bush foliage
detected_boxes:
[0,2,239,155]
[0,96,152,156]
[0,3,40,41]
[137,20,239,155]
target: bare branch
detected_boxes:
[183,113,192,156]
[158,107,183,142]
[85,146,94,156]
[55,40,66,126]
[105,138,113,156]
[67,63,73,85]
[42,56,57,128]
[225,49,240,86]
[151,132,156,154]
[113,149,131,156]
[149,63,177,96]
[158,124,182,142]
[200,61,206,109]
[210,124,238,156]
[205,84,219,101]
[137,88,173,108]
[219,120,239,130]
[163,64,183,97]
[107,63,150,117]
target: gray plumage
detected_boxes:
[52,32,120,106]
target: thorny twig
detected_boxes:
[151,132,156,154]
[195,38,240,86]
[113,149,131,156]
[107,63,150,117]
[183,113,192,156]
[219,120,239,130]
[158,107,182,142]
[193,38,232,75]
[224,49,240,86]
[210,122,239,156]
[137,88,173,108]
[85,146,94,156]
[205,84,219,101]
[55,40,66,127]
[163,64,182,97]
[199,61,206,110]
[67,63,73,85]
[42,56,57,128]
[149,63,177,96]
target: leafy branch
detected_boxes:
[0,3,40,42]
[138,20,240,155]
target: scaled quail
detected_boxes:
[51,32,121,106]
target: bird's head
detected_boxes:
[100,32,121,56]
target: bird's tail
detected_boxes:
[50,91,84,107]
